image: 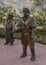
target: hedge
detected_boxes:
[35,29,46,45]
[0,27,46,45]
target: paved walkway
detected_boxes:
[0,38,46,65]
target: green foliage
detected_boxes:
[0,28,5,38]
[35,29,46,44]
[0,7,21,24]
[35,16,43,25]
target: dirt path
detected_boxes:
[0,38,46,65]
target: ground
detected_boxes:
[0,38,46,65]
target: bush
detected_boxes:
[35,29,46,44]
[0,28,5,38]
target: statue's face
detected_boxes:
[7,16,13,20]
[23,11,29,16]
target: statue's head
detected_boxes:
[23,8,30,16]
[7,13,13,20]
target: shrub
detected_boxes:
[0,28,5,38]
[35,29,46,44]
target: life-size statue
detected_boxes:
[16,8,37,61]
[4,14,15,45]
